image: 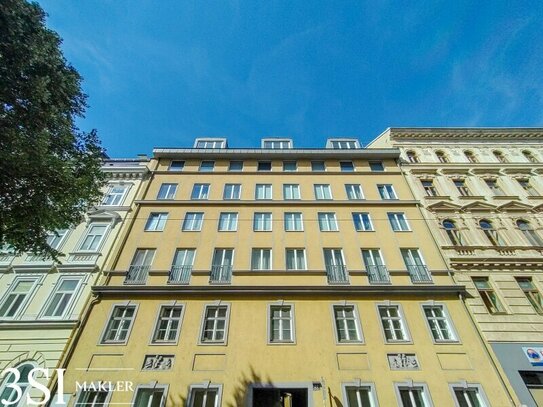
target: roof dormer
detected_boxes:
[326,138,361,149]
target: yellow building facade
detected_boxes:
[57,138,515,406]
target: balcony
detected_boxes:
[210,265,232,284]
[407,265,433,283]
[367,265,391,284]
[168,265,192,284]
[124,265,150,285]
[326,265,349,284]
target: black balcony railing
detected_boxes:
[210,265,232,284]
[326,265,349,284]
[168,265,192,284]
[367,265,391,284]
[124,265,150,284]
[407,265,432,283]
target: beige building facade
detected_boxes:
[369,127,543,406]
[0,157,148,404]
[56,138,515,407]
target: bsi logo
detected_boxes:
[1,368,66,406]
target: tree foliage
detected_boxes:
[0,0,106,260]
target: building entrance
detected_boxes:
[252,388,308,407]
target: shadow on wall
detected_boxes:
[329,387,344,407]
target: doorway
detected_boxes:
[252,388,308,407]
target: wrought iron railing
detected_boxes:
[210,265,232,284]
[367,265,390,284]
[407,265,432,283]
[326,265,349,284]
[124,265,150,284]
[168,265,192,284]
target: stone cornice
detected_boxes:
[386,127,543,142]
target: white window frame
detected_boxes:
[284,212,303,231]
[449,382,489,407]
[100,303,138,345]
[191,184,210,200]
[377,184,397,199]
[318,212,339,231]
[46,229,70,251]
[73,382,113,406]
[420,302,458,343]
[314,184,333,200]
[345,184,364,200]
[395,382,433,407]
[376,302,411,343]
[261,138,293,149]
[0,275,41,320]
[182,213,204,231]
[218,212,238,232]
[341,382,379,407]
[131,383,169,407]
[187,383,223,407]
[361,249,385,269]
[251,248,272,270]
[268,302,295,344]
[326,138,360,149]
[352,212,373,231]
[331,303,364,344]
[283,184,301,200]
[145,212,168,231]
[194,138,226,148]
[39,275,85,319]
[101,183,130,206]
[157,183,177,200]
[77,223,110,252]
[388,212,410,231]
[199,303,230,345]
[150,304,185,345]
[285,248,306,270]
[255,184,272,200]
[253,212,272,231]
[223,184,241,200]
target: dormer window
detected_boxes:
[262,138,292,149]
[435,151,449,163]
[326,138,360,149]
[194,138,227,149]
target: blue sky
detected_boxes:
[38,1,543,157]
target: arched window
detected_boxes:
[517,220,543,246]
[406,150,419,163]
[0,361,36,406]
[435,151,449,163]
[493,151,507,163]
[479,219,501,246]
[443,219,462,245]
[523,150,538,163]
[464,151,477,163]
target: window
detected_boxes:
[485,179,504,195]
[132,386,167,407]
[152,305,183,343]
[145,213,168,231]
[284,212,303,231]
[218,212,238,231]
[311,161,326,171]
[517,220,543,246]
[255,184,272,200]
[453,179,471,196]
[170,249,195,284]
[328,140,359,149]
[101,305,137,344]
[0,362,37,406]
[517,178,538,196]
[191,184,210,200]
[343,384,377,407]
[401,249,431,283]
[74,384,112,406]
[257,161,272,171]
[210,249,234,284]
[182,212,204,231]
[157,183,177,200]
[212,249,233,269]
[388,213,410,231]
[369,161,384,171]
[199,161,215,172]
[269,305,294,343]
[283,161,297,171]
[451,384,489,407]
[286,249,306,270]
[361,249,388,284]
[126,249,155,284]
[406,150,419,163]
[422,304,456,342]
[188,385,221,407]
[397,385,431,407]
[473,277,504,314]
[46,229,69,250]
[479,219,502,246]
[251,248,271,270]
[223,184,241,200]
[345,184,364,200]
[318,212,338,231]
[41,277,82,318]
[102,184,129,205]
[228,160,243,171]
[324,249,348,283]
[253,212,272,231]
[378,305,409,342]
[516,278,543,314]
[377,184,397,199]
[169,160,185,171]
[352,213,373,231]
[78,224,108,252]
[283,184,301,200]
[340,161,355,172]
[443,219,462,245]
[333,305,362,342]
[464,151,477,163]
[493,150,506,163]
[314,184,332,200]
[194,138,226,148]
[263,139,292,149]
[523,150,538,163]
[436,150,448,163]
[0,277,39,318]
[200,305,229,343]
[421,180,437,196]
